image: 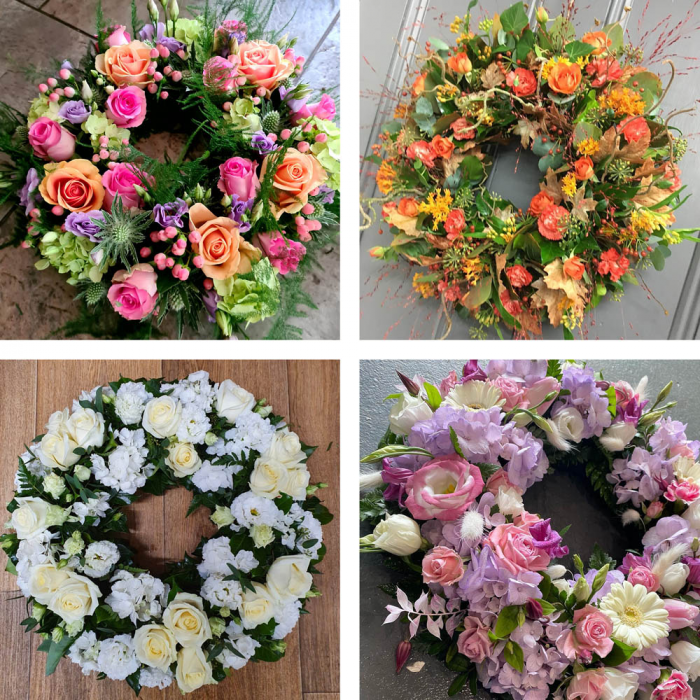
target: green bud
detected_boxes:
[210,505,234,528]
[65,619,84,637]
[209,617,225,637]
[204,432,218,447]
[653,381,673,409]
[51,627,64,643]
[56,557,71,570]
[216,310,233,337]
[268,640,287,654]
[305,588,322,598]
[32,603,46,621]
[254,400,272,418]
[536,7,549,22]
[219,606,231,618]
[220,194,232,208]
[96,77,104,86]
[572,576,590,602]
[74,464,92,482]
[148,0,160,22]
[168,0,179,22]
[590,563,609,597]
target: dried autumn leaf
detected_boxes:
[481,62,505,89]
[632,176,672,208]
[513,119,538,148]
[385,208,421,237]
[531,279,565,327]
[426,233,451,250]
[634,158,657,178]
[540,168,563,204]
[618,131,651,163]
[531,259,588,326]
[571,186,597,222]
[593,126,619,163]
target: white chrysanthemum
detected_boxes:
[73,492,111,525]
[115,382,153,425]
[599,581,670,649]
[139,666,174,689]
[442,380,505,411]
[197,536,236,578]
[68,631,101,675]
[105,570,168,623]
[459,511,485,545]
[230,492,283,528]
[80,541,120,578]
[191,461,235,492]
[96,634,139,680]
[272,599,302,640]
[200,575,243,609]
[176,404,211,445]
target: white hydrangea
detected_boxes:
[105,570,168,623]
[71,385,114,412]
[161,371,215,412]
[14,449,51,489]
[200,575,243,609]
[73,492,111,524]
[97,633,139,680]
[176,404,211,445]
[220,629,260,670]
[230,492,283,528]
[197,536,236,578]
[294,511,324,559]
[191,461,234,492]
[68,631,101,675]
[139,667,174,689]
[272,599,302,640]
[115,382,153,425]
[206,412,276,460]
[233,550,258,573]
[15,534,53,596]
[80,541,120,578]
[90,429,153,494]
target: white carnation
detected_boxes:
[80,541,120,578]
[105,570,168,623]
[191,461,234,492]
[176,404,211,445]
[197,536,236,578]
[73,492,111,525]
[231,492,283,528]
[272,599,302,640]
[234,550,258,574]
[200,575,243,609]
[115,382,153,425]
[68,631,101,675]
[220,630,260,670]
[139,667,174,689]
[97,634,139,680]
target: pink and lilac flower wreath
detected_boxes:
[0,0,340,339]
[360,360,700,699]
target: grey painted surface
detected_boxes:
[359,0,700,340]
[360,359,700,698]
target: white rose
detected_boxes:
[28,564,70,604]
[38,431,80,470]
[601,668,639,700]
[249,456,287,499]
[659,563,690,596]
[496,486,524,516]
[265,430,305,467]
[670,640,700,681]
[388,394,433,436]
[282,465,310,500]
[166,442,202,478]
[239,583,276,629]
[142,396,182,439]
[67,408,105,450]
[47,572,101,623]
[550,407,585,445]
[368,514,422,556]
[175,646,213,694]
[134,624,178,672]
[46,409,70,434]
[163,593,212,648]
[600,422,637,452]
[266,555,313,602]
[683,500,700,530]
[11,497,50,539]
[215,380,255,423]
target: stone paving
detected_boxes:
[0,0,340,339]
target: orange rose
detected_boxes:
[398,197,420,217]
[431,135,454,160]
[447,52,472,74]
[548,62,582,95]
[261,148,327,217]
[189,203,260,280]
[581,31,611,56]
[412,73,426,97]
[528,191,554,217]
[563,256,585,280]
[573,156,594,181]
[39,159,104,213]
[95,41,154,88]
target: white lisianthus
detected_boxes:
[388,393,433,435]
[42,473,66,499]
[239,583,276,629]
[142,396,182,438]
[682,499,700,530]
[162,593,212,648]
[176,646,213,693]
[28,564,71,604]
[659,562,689,595]
[11,497,51,539]
[551,407,585,444]
[134,624,177,672]
[266,555,313,602]
[600,422,637,452]
[361,514,422,556]
[264,430,306,467]
[80,541,120,578]
[216,380,255,423]
[601,668,639,700]
[251,524,275,548]
[546,564,567,580]
[74,464,91,482]
[165,442,202,478]
[47,572,101,623]
[38,431,80,470]
[67,407,105,450]
[496,485,524,516]
[670,640,700,681]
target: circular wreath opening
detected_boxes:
[360,360,700,699]
[2,370,332,695]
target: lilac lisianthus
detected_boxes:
[380,457,414,504]
[642,515,698,551]
[251,130,277,155]
[486,360,548,386]
[501,426,548,490]
[529,519,568,558]
[315,184,335,205]
[202,289,220,323]
[18,168,40,215]
[57,100,91,124]
[229,194,253,233]
[683,556,700,586]
[64,210,105,242]
[461,359,487,383]
[139,22,185,52]
[153,198,188,228]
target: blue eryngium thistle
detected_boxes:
[91,196,151,270]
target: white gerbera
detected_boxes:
[674,456,700,483]
[442,381,505,412]
[599,581,669,649]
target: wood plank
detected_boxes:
[288,361,340,694]
[303,695,341,700]
[0,595,31,700]
[0,360,36,591]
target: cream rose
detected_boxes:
[38,431,80,470]
[249,456,310,500]
[265,430,305,467]
[134,623,177,672]
[163,593,212,648]
[361,514,422,556]
[67,407,105,450]
[176,646,213,693]
[266,555,313,602]
[142,396,183,438]
[166,442,202,478]
[46,409,70,434]
[282,465,310,499]
[239,583,276,629]
[215,380,255,423]
[11,497,51,539]
[28,563,70,604]
[47,572,101,623]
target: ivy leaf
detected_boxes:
[360,445,433,464]
[45,635,77,676]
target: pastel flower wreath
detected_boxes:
[0,0,340,339]
[365,1,696,339]
[1,370,332,695]
[360,360,700,699]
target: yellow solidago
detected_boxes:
[461,257,483,285]
[418,189,454,230]
[599,87,646,117]
[575,55,591,69]
[577,138,600,157]
[413,273,434,298]
[437,83,460,102]
[562,173,577,198]
[376,161,397,195]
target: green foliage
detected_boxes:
[589,543,616,571]
[359,488,389,522]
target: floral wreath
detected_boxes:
[364,1,696,339]
[359,360,700,699]
[2,370,332,695]
[0,0,340,339]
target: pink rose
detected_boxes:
[647,501,664,518]
[107,25,132,47]
[203,56,240,92]
[512,511,540,526]
[485,469,522,496]
[651,671,693,700]
[238,40,294,91]
[484,523,550,574]
[562,605,614,661]
[28,117,76,161]
[628,566,660,592]
[102,163,150,211]
[490,377,526,411]
[568,670,607,700]
[665,480,700,504]
[456,616,493,663]
[217,157,260,200]
[422,546,464,586]
[107,263,158,320]
[309,94,336,121]
[405,454,484,521]
[664,599,700,630]
[105,86,147,128]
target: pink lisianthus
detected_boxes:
[525,376,560,416]
[255,231,306,275]
[651,671,693,700]
[28,117,76,161]
[567,670,607,700]
[105,86,147,128]
[561,605,614,661]
[665,479,700,504]
[484,523,550,574]
[203,55,240,92]
[664,599,700,630]
[107,25,132,47]
[102,163,151,211]
[217,157,260,200]
[647,501,664,518]
[456,616,493,663]
[421,546,464,586]
[628,565,660,592]
[309,94,336,121]
[107,263,158,320]
[404,454,484,521]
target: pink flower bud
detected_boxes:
[173,264,182,276]
[315,133,328,143]
[150,232,160,242]
[99,149,109,159]
[158,230,168,242]
[222,101,232,112]
[150,48,159,59]
[140,247,151,258]
[310,187,320,196]
[64,86,75,98]
[255,87,266,97]
[236,76,246,86]
[268,133,278,142]
[297,141,310,153]
[154,72,163,82]
[99,136,109,146]
[395,641,411,674]
[177,49,186,60]
[296,56,305,65]
[92,154,100,163]
[280,129,292,140]
[294,216,305,226]
[188,231,202,244]
[154,253,166,263]
[252,96,260,105]
[48,93,59,102]
[193,256,204,269]
[303,122,313,132]
[158,44,170,58]
[54,88,64,97]
[38,84,48,93]
[179,268,190,281]
[163,65,173,76]
[21,240,31,249]
[47,77,57,88]
[203,278,213,290]
[147,63,156,76]
[297,225,310,241]
[172,71,182,82]
[160,91,169,100]
[147,83,158,94]
[166,257,174,268]
[59,69,71,80]
[109,150,118,160]
[29,208,40,220]
[51,205,64,216]
[121,138,130,145]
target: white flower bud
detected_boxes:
[363,514,422,556]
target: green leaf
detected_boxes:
[448,673,469,696]
[546,360,563,382]
[650,245,668,271]
[475,462,501,481]
[564,40,595,62]
[449,427,465,458]
[606,385,617,418]
[361,445,433,463]
[413,96,436,133]
[424,382,442,411]
[45,635,77,676]
[589,543,616,571]
[494,605,522,638]
[591,564,610,596]
[462,275,493,310]
[504,640,524,671]
[460,155,486,182]
[538,599,557,616]
[126,669,141,696]
[500,2,529,34]
[603,638,636,666]
[428,36,450,52]
[359,488,388,522]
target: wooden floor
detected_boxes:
[0,361,340,700]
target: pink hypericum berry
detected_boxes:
[158,45,170,58]
[106,161,117,170]
[54,88,65,97]
[222,101,232,112]
[163,65,173,76]
[121,138,129,145]
[303,123,313,133]
[158,230,168,242]
[310,187,320,196]
[296,56,305,65]
[173,264,182,276]
[295,216,305,226]
[64,86,75,98]
[179,268,190,281]
[297,141,310,153]
[252,96,260,105]
[147,63,156,76]
[280,129,292,140]
[193,256,204,269]
[236,76,246,86]
[297,225,310,240]
[147,83,158,94]
[140,247,151,258]
[47,77,57,88]
[99,149,109,159]
[188,231,202,244]
[149,48,159,59]
[268,133,278,142]
[171,71,182,82]
[154,72,163,82]
[20,241,30,249]
[165,226,177,239]
[109,151,118,160]
[38,84,48,93]
[177,49,186,59]
[315,133,327,143]
[166,257,175,268]
[92,154,100,163]
[99,136,109,146]
[160,91,169,100]
[203,278,213,290]
[29,208,40,220]
[150,232,159,242]
[59,69,71,80]
[301,203,315,215]
[48,93,59,102]
[51,205,64,216]
[255,87,266,97]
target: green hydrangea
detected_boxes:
[36,229,104,284]
[82,110,129,150]
[308,117,340,190]
[28,96,62,125]
[174,18,203,47]
[224,98,261,135]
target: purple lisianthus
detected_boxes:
[461,359,487,383]
[251,130,277,155]
[153,198,188,228]
[57,100,91,124]
[61,60,73,70]
[229,194,253,233]
[683,556,700,586]
[316,184,335,205]
[18,168,40,216]
[139,22,185,53]
[64,210,105,242]
[203,289,220,324]
[619,394,647,424]
[529,519,568,559]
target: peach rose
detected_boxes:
[581,31,611,56]
[574,156,594,180]
[548,62,582,94]
[447,52,472,74]
[95,40,154,88]
[563,256,585,280]
[398,197,419,217]
[620,115,650,143]
[412,73,426,97]
[189,203,260,280]
[431,135,454,160]
[39,159,105,213]
[261,148,327,217]
[238,40,294,91]
[422,546,464,585]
